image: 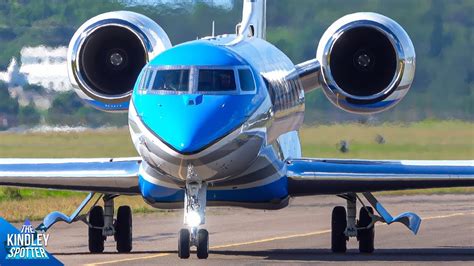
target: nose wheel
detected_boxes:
[178,227,209,259]
[196,228,209,259]
[178,228,190,259]
[178,181,209,259]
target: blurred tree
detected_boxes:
[46,91,127,127]
[0,81,19,115]
[22,83,46,93]
[18,102,41,125]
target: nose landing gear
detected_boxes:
[178,181,209,259]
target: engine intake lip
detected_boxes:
[322,21,404,101]
[316,12,415,114]
[69,19,151,104]
[67,11,172,112]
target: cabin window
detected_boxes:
[151,69,190,92]
[238,69,255,92]
[198,69,236,92]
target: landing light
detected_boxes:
[187,211,201,227]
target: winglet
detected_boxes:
[363,192,422,235]
[391,212,422,235]
[36,193,96,232]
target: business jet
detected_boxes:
[0,0,472,260]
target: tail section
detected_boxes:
[237,0,267,39]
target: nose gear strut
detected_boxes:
[178,165,209,259]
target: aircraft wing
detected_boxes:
[287,158,474,196]
[0,158,141,194]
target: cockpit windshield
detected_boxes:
[140,66,255,94]
[151,69,190,92]
[198,69,236,92]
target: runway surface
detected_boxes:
[43,194,474,265]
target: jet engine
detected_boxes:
[316,12,415,114]
[67,11,172,112]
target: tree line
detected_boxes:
[0,0,472,126]
[0,81,126,129]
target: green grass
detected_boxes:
[0,128,136,158]
[0,187,82,201]
[377,187,474,196]
[0,129,138,202]
[0,121,473,221]
[300,120,474,159]
[0,195,163,222]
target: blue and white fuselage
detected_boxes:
[129,35,304,209]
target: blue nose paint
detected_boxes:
[131,41,263,154]
[133,94,258,154]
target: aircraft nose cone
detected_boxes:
[162,96,224,153]
[173,128,205,153]
[137,94,257,154]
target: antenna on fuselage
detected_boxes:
[212,20,215,37]
[236,0,266,39]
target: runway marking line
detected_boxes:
[84,253,171,266]
[422,212,473,220]
[85,211,474,265]
[211,229,332,249]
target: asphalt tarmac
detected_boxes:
[43,194,473,265]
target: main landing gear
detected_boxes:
[88,195,133,253]
[178,181,209,259]
[331,194,375,253]
[35,193,133,254]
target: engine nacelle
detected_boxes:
[316,12,415,114]
[67,11,172,112]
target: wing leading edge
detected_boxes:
[287,158,474,196]
[0,158,141,194]
[2,157,472,196]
